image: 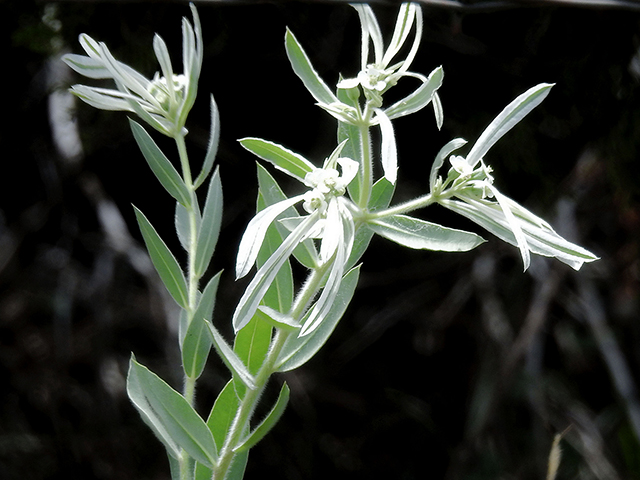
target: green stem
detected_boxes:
[357,104,374,210]
[175,133,201,480]
[212,265,330,480]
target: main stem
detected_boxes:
[212,265,330,480]
[175,133,201,480]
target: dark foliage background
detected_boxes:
[2,1,640,479]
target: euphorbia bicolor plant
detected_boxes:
[62,3,598,479]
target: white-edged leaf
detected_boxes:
[239,138,315,183]
[466,83,554,169]
[384,66,444,120]
[368,214,485,252]
[206,321,257,390]
[194,95,220,189]
[256,306,299,332]
[233,212,320,332]
[235,194,305,279]
[285,28,339,106]
[440,196,599,270]
[126,357,217,468]
[375,108,398,185]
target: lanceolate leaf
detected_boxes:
[134,206,189,309]
[465,83,553,169]
[127,357,217,468]
[368,214,485,252]
[277,266,361,372]
[240,138,314,183]
[257,162,318,270]
[194,95,220,189]
[175,200,201,253]
[129,119,192,207]
[384,66,444,120]
[182,272,221,379]
[206,321,257,390]
[233,315,272,399]
[234,382,290,452]
[285,28,339,106]
[195,168,223,277]
[375,108,398,185]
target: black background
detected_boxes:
[2,1,640,479]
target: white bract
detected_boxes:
[62,4,202,138]
[427,83,599,271]
[233,147,358,336]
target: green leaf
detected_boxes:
[384,66,444,120]
[285,28,339,106]
[126,357,217,468]
[182,272,221,379]
[465,83,554,169]
[367,214,485,252]
[337,86,363,202]
[195,168,223,277]
[134,206,189,309]
[129,119,191,207]
[233,314,272,399]
[234,382,290,453]
[277,266,360,372]
[194,95,220,189]
[196,381,249,480]
[256,306,299,332]
[175,200,201,253]
[206,321,257,390]
[257,163,318,270]
[240,138,314,183]
[346,177,394,269]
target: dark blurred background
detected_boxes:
[2,0,640,478]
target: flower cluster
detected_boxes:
[62,4,202,138]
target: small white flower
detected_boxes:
[450,155,474,177]
[303,190,328,214]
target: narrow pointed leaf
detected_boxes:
[233,213,319,332]
[440,197,598,270]
[127,358,217,468]
[234,382,290,453]
[175,200,201,253]
[194,95,220,189]
[375,108,398,184]
[337,87,364,203]
[195,168,223,276]
[134,206,188,309]
[385,66,444,120]
[257,306,299,332]
[466,83,554,169]
[368,214,485,252]
[182,272,221,379]
[206,321,257,390]
[233,314,272,399]
[240,138,314,183]
[257,164,318,270]
[130,119,191,207]
[277,265,360,372]
[235,194,305,279]
[285,28,339,106]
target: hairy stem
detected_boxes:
[212,263,330,479]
